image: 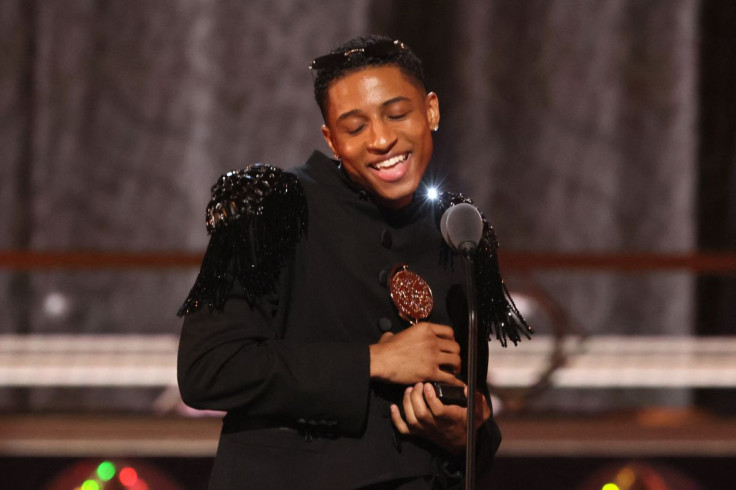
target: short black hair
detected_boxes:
[312,34,425,121]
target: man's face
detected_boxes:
[321,65,440,209]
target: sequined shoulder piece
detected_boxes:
[434,192,533,346]
[178,164,307,316]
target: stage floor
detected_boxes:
[2,410,736,458]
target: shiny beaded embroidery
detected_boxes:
[178,164,307,316]
[435,192,534,347]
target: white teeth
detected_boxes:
[374,153,407,169]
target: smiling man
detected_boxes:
[319,63,437,210]
[178,35,530,489]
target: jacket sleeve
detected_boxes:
[177,279,371,436]
[176,165,370,436]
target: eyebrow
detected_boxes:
[335,96,412,123]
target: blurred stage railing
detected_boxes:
[3,334,736,389]
[1,250,736,271]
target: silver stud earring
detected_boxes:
[432,125,439,132]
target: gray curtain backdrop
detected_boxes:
[372,0,697,412]
[373,0,696,331]
[0,0,708,410]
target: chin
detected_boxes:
[377,186,419,208]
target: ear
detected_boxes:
[425,92,440,130]
[321,124,338,158]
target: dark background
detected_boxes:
[1,456,732,490]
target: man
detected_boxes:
[178,34,530,489]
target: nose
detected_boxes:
[367,120,397,152]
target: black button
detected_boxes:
[358,190,370,201]
[380,229,392,249]
[378,269,389,287]
[377,317,393,332]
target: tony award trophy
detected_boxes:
[388,264,466,406]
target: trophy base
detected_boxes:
[430,382,467,407]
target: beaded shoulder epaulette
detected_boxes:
[178,164,307,316]
[434,192,533,346]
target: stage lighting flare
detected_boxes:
[81,480,99,490]
[97,461,116,481]
[43,291,70,318]
[45,458,183,490]
[120,467,138,487]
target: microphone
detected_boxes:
[440,201,485,490]
[440,202,484,254]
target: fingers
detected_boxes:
[423,383,450,418]
[460,387,492,430]
[411,383,435,421]
[437,352,462,376]
[372,321,462,385]
[392,382,472,454]
[426,322,456,341]
[405,383,461,425]
[433,369,465,387]
[402,384,424,429]
[412,321,455,340]
[390,404,410,434]
[426,329,461,375]
[438,338,461,354]
[400,383,439,432]
[476,393,492,428]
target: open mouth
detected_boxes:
[371,152,409,171]
[369,152,411,183]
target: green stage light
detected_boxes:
[97,461,116,481]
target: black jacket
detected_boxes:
[178,151,503,489]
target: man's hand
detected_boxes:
[369,322,462,386]
[390,383,491,454]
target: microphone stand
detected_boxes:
[440,202,486,490]
[461,246,478,490]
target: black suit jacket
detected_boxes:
[178,151,501,489]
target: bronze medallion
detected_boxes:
[388,264,433,324]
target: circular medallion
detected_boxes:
[388,264,434,324]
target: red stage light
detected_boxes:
[119,467,138,487]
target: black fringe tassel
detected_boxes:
[178,164,307,316]
[435,192,533,347]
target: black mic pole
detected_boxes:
[440,202,484,490]
[461,245,478,490]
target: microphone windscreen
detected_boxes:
[440,203,484,252]
[440,204,452,247]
